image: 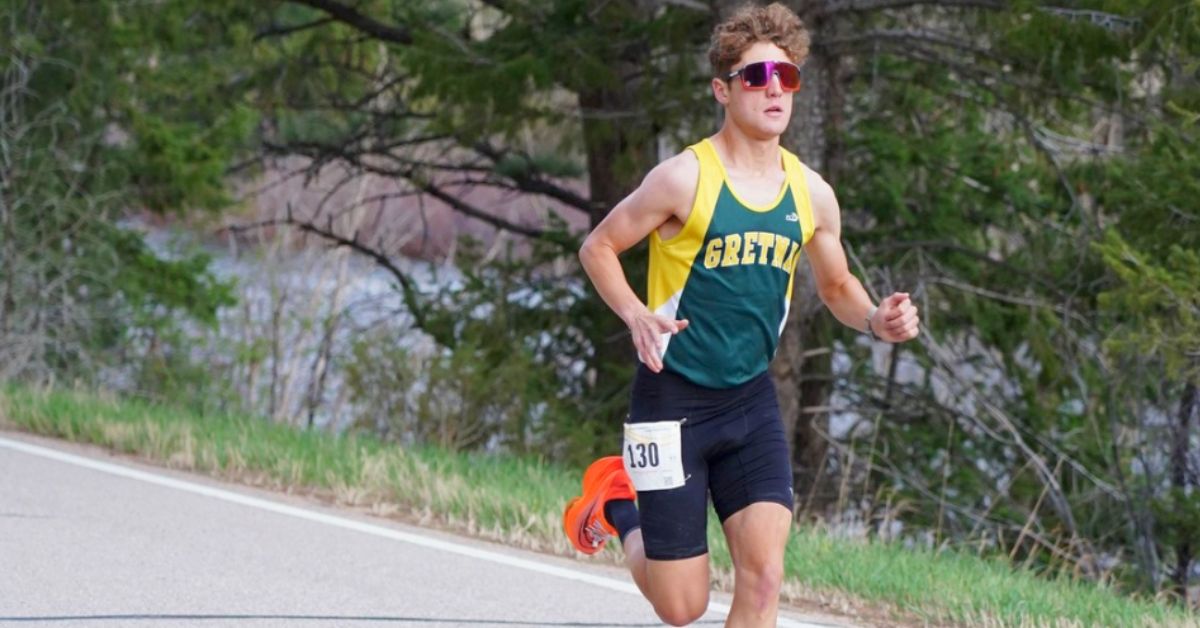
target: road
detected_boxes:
[0,433,844,628]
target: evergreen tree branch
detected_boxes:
[880,35,1148,126]
[254,16,335,41]
[890,45,1093,222]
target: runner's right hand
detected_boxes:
[625,309,689,373]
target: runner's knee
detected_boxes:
[737,560,784,611]
[646,573,709,626]
[652,597,709,627]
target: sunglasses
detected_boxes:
[725,60,802,92]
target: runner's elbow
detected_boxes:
[579,234,614,269]
[815,275,853,305]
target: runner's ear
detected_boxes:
[711,77,730,105]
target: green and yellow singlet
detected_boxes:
[647,138,815,389]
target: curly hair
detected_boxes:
[708,3,811,78]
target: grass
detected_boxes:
[1,384,1195,627]
[775,528,1194,627]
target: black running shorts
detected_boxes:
[626,364,794,561]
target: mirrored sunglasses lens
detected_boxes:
[741,62,770,87]
[777,64,801,90]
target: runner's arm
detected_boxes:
[803,168,920,342]
[579,153,698,371]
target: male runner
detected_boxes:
[564,3,920,626]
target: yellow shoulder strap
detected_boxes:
[685,139,725,228]
[781,147,816,245]
[645,140,723,312]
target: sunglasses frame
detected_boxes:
[724,60,802,92]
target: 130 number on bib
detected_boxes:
[622,420,686,491]
[625,442,660,469]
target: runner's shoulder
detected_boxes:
[800,162,834,199]
[800,163,839,227]
[640,149,700,201]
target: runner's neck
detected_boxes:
[710,130,783,176]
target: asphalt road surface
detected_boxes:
[0,433,844,628]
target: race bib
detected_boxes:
[622,420,686,491]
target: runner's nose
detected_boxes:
[766,71,783,96]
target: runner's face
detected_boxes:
[712,42,795,139]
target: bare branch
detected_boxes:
[817,0,1005,19]
[865,239,1065,297]
[264,132,594,230]
[921,332,1082,541]
[222,207,430,331]
[411,176,554,242]
[472,142,596,214]
[822,28,998,61]
[261,139,556,241]
[923,276,1091,327]
[655,0,710,11]
[1039,7,1139,33]
[285,0,413,45]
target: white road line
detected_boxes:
[0,435,825,628]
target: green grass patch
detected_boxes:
[1,385,1194,627]
[778,527,1195,626]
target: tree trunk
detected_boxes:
[1171,380,1198,596]
[580,88,655,227]
[772,1,844,517]
[578,0,659,418]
